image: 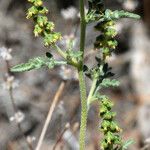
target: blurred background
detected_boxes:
[0,0,150,149]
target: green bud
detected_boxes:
[105,21,115,27]
[34,24,43,37]
[26,6,38,19]
[106,132,114,143]
[38,7,48,14]
[113,135,122,145]
[101,98,114,109]
[34,0,43,7]
[104,28,117,37]
[101,140,108,150]
[102,47,110,56]
[37,16,48,27]
[27,0,35,3]
[45,22,55,32]
[100,105,108,116]
[101,120,110,131]
[110,121,122,132]
[103,112,116,120]
[107,40,118,49]
[44,33,61,46]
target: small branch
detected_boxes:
[87,79,97,108]
[53,45,67,59]
[35,81,66,150]
[53,44,79,68]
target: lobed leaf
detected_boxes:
[103,9,140,21]
[123,139,135,149]
[101,79,120,88]
[11,57,45,72]
[11,56,66,72]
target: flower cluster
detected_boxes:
[100,97,122,150]
[87,0,118,59]
[10,0,140,149]
[94,19,117,59]
[87,1,140,149]
[88,0,140,59]
[26,0,61,46]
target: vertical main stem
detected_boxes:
[78,0,87,150]
[78,69,87,150]
[79,0,86,56]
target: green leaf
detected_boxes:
[66,50,83,62]
[86,10,98,23]
[88,0,104,13]
[87,0,104,23]
[123,139,135,149]
[11,56,67,72]
[103,9,140,21]
[11,57,45,72]
[101,79,120,88]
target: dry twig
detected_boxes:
[35,81,66,150]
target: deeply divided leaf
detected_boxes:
[101,79,120,88]
[11,56,66,72]
[123,139,135,149]
[103,9,140,21]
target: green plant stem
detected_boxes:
[78,0,87,149]
[53,44,67,59]
[79,0,86,56]
[87,79,97,108]
[78,69,87,150]
[53,44,79,68]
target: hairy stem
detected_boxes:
[78,0,87,149]
[78,69,87,150]
[79,0,86,56]
[53,45,67,59]
[53,44,79,68]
